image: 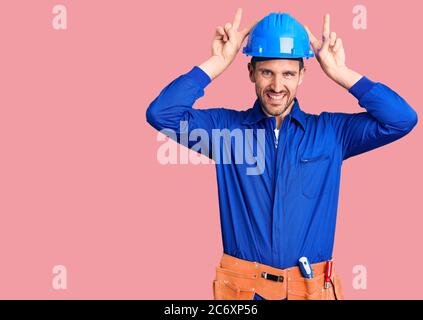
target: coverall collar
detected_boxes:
[242,97,306,130]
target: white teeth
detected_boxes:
[267,93,286,100]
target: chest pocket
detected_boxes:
[300,154,331,199]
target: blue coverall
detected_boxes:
[146,66,418,299]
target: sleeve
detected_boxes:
[146,66,228,159]
[329,76,418,160]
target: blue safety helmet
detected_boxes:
[243,12,314,59]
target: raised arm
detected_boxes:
[305,14,418,160]
[146,8,256,158]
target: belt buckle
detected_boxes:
[261,272,284,282]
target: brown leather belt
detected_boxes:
[213,253,344,300]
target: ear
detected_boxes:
[298,67,305,86]
[248,63,255,83]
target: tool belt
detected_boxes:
[213,253,344,300]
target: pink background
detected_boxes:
[0,0,421,299]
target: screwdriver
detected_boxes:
[324,260,333,289]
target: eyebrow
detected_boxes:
[258,68,298,75]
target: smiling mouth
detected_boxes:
[266,92,287,104]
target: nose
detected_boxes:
[270,75,286,93]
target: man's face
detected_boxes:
[248,59,305,117]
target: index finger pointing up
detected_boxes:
[323,13,330,41]
[232,8,242,30]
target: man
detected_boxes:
[146,9,418,300]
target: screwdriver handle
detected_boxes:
[324,260,333,289]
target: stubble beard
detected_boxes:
[259,93,295,118]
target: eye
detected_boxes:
[283,72,294,78]
[262,70,272,77]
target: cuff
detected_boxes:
[348,76,376,100]
[186,66,212,89]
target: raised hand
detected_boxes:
[211,8,256,68]
[304,14,362,89]
[305,14,346,77]
[199,8,257,80]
